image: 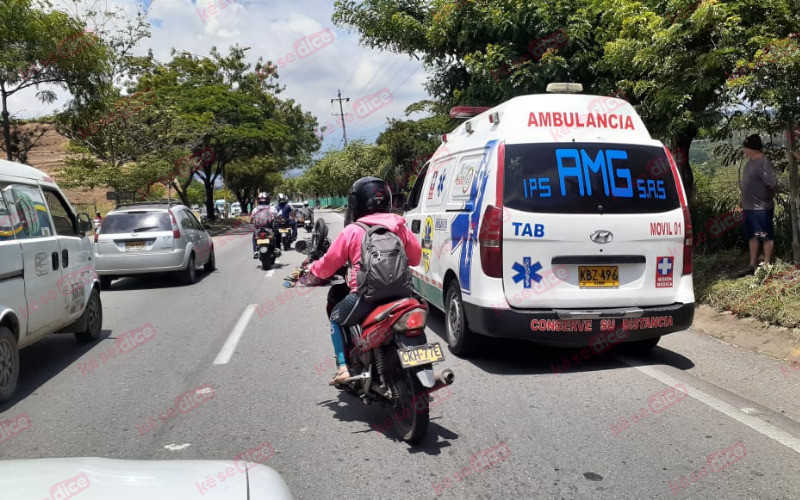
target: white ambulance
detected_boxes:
[404,84,694,356]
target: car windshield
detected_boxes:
[101,211,172,233]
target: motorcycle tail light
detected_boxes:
[392,309,428,332]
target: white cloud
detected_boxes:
[9,0,430,155]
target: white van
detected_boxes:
[404,86,694,355]
[0,160,102,402]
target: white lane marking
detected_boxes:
[621,360,800,454]
[164,443,191,451]
[213,305,257,365]
[265,269,275,278]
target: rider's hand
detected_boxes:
[301,257,311,268]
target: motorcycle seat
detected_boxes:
[361,297,422,329]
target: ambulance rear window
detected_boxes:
[503,143,680,214]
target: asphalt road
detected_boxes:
[1,210,799,499]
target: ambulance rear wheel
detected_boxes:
[444,282,479,357]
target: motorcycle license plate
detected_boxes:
[578,266,619,288]
[398,343,444,368]
[256,239,270,245]
[279,229,289,234]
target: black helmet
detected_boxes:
[257,192,270,205]
[345,176,391,225]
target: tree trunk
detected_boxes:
[204,182,216,221]
[785,119,800,264]
[670,130,696,200]
[1,90,12,162]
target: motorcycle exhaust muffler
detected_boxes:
[427,368,454,392]
[435,368,455,385]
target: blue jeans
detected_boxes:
[329,293,373,366]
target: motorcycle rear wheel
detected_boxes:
[389,366,429,444]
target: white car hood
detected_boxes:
[0,457,293,500]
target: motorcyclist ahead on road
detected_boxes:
[251,192,277,259]
[299,177,421,385]
[277,193,298,241]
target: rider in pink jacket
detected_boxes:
[305,177,421,385]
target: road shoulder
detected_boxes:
[692,304,800,362]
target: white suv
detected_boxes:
[404,88,695,355]
[0,160,102,402]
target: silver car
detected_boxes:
[93,202,215,288]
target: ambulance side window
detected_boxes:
[406,164,428,210]
[423,157,454,209]
[446,154,483,210]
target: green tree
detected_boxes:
[0,0,109,160]
[135,46,319,219]
[226,157,285,210]
[300,141,390,197]
[334,0,800,199]
[375,103,452,194]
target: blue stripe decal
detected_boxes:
[449,141,497,295]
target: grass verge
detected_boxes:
[695,249,800,328]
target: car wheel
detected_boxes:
[74,289,103,343]
[181,254,196,285]
[621,336,661,354]
[0,327,20,403]
[100,276,113,290]
[204,248,216,272]
[444,281,479,357]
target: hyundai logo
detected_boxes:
[590,230,613,244]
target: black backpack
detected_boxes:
[354,222,412,302]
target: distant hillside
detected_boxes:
[8,122,113,214]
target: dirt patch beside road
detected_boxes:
[692,304,800,363]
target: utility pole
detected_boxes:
[331,89,349,146]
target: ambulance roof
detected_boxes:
[440,93,662,155]
[0,159,58,187]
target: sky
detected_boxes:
[11,0,430,155]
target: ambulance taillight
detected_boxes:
[665,146,692,275]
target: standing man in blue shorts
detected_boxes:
[737,134,779,274]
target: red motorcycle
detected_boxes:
[289,220,454,444]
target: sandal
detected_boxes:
[329,365,350,386]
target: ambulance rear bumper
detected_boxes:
[462,302,695,347]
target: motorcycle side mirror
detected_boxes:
[294,240,308,253]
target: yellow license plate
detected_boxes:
[579,266,619,288]
[125,241,145,252]
[398,343,444,368]
[256,239,270,245]
[279,229,289,233]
